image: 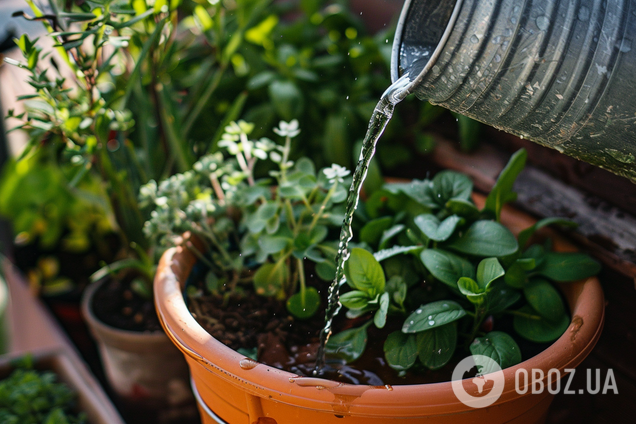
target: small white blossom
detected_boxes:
[323,164,350,184]
[273,120,300,138]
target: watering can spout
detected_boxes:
[392,0,636,182]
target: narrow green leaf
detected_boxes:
[374,292,390,328]
[374,245,421,262]
[484,149,527,220]
[535,252,601,281]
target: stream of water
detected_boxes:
[314,74,413,374]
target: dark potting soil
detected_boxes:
[91,277,162,332]
[187,271,556,386]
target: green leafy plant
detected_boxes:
[141,119,350,318]
[0,355,87,424]
[2,0,421,298]
[327,148,601,373]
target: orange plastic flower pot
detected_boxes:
[154,203,605,424]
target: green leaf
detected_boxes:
[374,292,390,328]
[360,217,393,246]
[458,277,486,306]
[253,263,287,296]
[513,305,570,343]
[378,224,405,249]
[470,331,522,373]
[503,261,529,288]
[431,171,473,206]
[325,323,370,363]
[484,149,527,220]
[316,260,336,281]
[286,287,320,319]
[374,245,421,262]
[455,114,482,152]
[447,220,518,257]
[476,257,505,289]
[385,179,436,209]
[269,80,304,122]
[445,198,480,220]
[420,248,475,288]
[414,214,462,242]
[385,277,406,308]
[487,281,522,314]
[402,300,466,333]
[340,290,371,310]
[258,235,290,254]
[523,278,566,323]
[416,323,457,370]
[344,247,385,296]
[517,217,577,249]
[384,332,418,371]
[534,252,601,281]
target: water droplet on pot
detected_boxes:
[578,7,590,21]
[619,39,632,53]
[503,28,512,37]
[492,36,502,44]
[385,385,393,391]
[536,16,550,31]
[239,358,258,370]
[510,17,517,24]
[494,54,502,63]
[470,35,479,44]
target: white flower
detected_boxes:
[323,164,350,184]
[273,119,300,138]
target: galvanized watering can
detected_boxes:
[391,0,636,182]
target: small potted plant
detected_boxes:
[152,119,604,423]
[0,350,125,424]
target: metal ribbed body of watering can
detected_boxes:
[391,0,636,182]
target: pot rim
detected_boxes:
[154,203,605,416]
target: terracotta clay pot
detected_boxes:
[82,278,198,423]
[154,201,605,424]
